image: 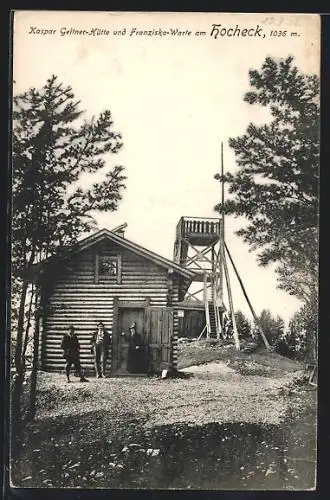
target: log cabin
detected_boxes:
[27,228,195,376]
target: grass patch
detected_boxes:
[177,340,303,377]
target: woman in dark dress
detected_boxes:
[127,322,145,373]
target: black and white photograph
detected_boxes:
[9,11,319,490]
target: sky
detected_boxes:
[13,11,320,324]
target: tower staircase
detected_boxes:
[203,272,222,338]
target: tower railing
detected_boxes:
[176,217,221,240]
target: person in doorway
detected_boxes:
[90,321,110,378]
[127,322,145,374]
[61,326,89,383]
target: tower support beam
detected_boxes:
[222,245,240,350]
[224,242,271,350]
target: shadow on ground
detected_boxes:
[11,388,316,490]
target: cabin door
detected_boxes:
[114,308,145,375]
[144,307,173,372]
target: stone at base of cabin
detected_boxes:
[160,368,191,379]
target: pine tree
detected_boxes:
[215,56,319,299]
[257,309,285,346]
[12,75,126,427]
[234,310,251,339]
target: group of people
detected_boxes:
[60,321,144,382]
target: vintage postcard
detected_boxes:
[9,11,319,490]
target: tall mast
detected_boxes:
[221,141,225,242]
[218,142,224,304]
[221,142,240,350]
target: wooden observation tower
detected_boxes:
[173,143,240,346]
[173,216,228,340]
[174,143,271,351]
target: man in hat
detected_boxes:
[90,321,110,378]
[61,326,88,383]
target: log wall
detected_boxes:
[41,240,181,373]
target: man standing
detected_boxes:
[90,321,110,378]
[61,326,88,383]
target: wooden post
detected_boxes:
[214,293,222,339]
[204,272,211,339]
[224,242,271,350]
[222,246,240,350]
[218,240,224,304]
[198,324,207,341]
[215,141,225,342]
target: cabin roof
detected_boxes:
[78,229,195,278]
[28,228,195,281]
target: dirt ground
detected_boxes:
[11,342,317,489]
[34,362,304,428]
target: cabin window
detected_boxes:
[100,256,118,276]
[95,254,122,284]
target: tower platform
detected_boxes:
[175,216,220,247]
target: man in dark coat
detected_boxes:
[61,326,88,383]
[126,322,145,374]
[90,321,110,378]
